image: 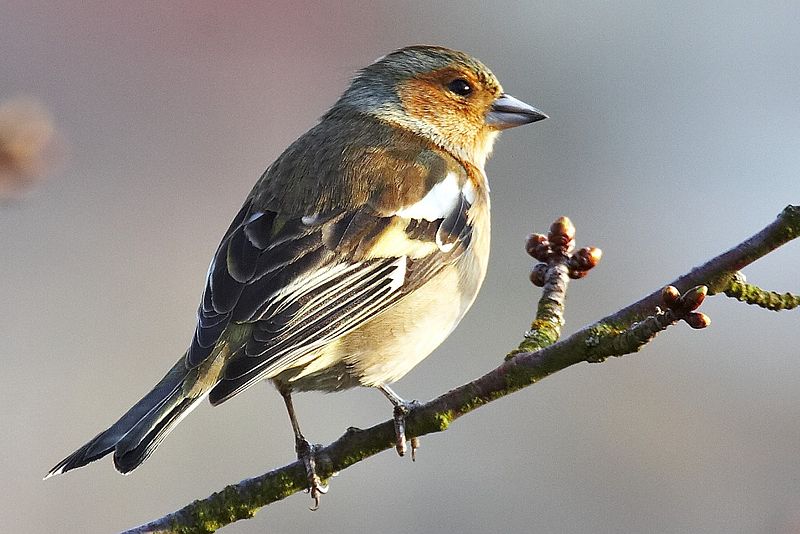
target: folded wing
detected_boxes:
[187,172,475,404]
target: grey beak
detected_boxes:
[486,94,548,130]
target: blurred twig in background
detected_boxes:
[0,97,60,201]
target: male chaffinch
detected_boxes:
[47,45,546,501]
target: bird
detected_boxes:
[45,45,546,504]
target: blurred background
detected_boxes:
[3,1,799,532]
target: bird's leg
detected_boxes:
[377,384,420,460]
[279,387,328,509]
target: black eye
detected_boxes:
[447,78,472,96]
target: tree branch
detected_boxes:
[123,205,800,534]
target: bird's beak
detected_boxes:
[486,94,548,130]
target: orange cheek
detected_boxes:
[398,79,484,135]
[397,78,450,121]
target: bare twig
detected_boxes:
[122,205,800,534]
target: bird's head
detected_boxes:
[332,45,547,169]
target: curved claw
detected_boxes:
[296,438,329,510]
[308,479,329,511]
[410,437,420,462]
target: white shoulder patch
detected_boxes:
[395,172,462,221]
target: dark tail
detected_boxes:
[45,358,206,477]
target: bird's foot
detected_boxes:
[295,437,328,510]
[391,400,421,460]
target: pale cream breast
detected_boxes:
[328,192,489,387]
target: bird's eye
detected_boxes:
[447,78,472,97]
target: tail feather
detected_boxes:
[113,393,207,473]
[45,358,203,478]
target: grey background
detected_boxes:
[3,1,799,533]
